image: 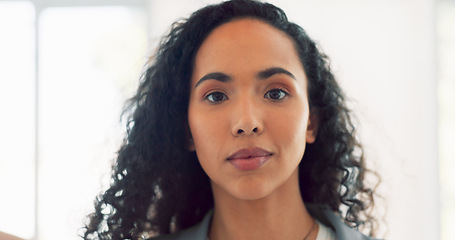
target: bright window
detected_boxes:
[0,1,35,239]
[0,1,148,239]
[38,6,147,239]
[438,2,455,240]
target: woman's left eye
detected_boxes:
[264,88,288,100]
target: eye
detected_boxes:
[205,91,228,103]
[264,88,288,101]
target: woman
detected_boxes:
[83,0,380,239]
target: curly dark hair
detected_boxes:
[82,0,379,239]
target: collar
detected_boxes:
[307,204,376,240]
[156,205,377,240]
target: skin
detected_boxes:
[188,19,319,240]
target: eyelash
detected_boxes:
[264,88,288,101]
[204,88,289,103]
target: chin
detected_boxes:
[228,178,277,201]
[233,191,271,201]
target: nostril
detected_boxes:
[237,129,244,134]
[252,127,258,133]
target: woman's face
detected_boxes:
[188,19,317,201]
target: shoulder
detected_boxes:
[150,206,382,240]
[307,204,382,240]
[149,226,201,240]
[149,210,213,240]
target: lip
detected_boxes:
[227,147,272,171]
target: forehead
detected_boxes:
[206,18,291,43]
[193,18,304,81]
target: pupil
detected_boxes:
[271,90,281,99]
[212,93,223,101]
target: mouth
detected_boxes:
[227,147,273,171]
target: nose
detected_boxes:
[231,98,263,136]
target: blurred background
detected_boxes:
[0,0,453,239]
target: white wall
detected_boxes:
[148,0,439,239]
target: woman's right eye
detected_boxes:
[205,91,228,103]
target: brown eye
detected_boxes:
[206,91,228,103]
[264,88,287,100]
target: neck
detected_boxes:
[208,169,317,240]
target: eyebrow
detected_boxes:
[257,67,296,80]
[195,72,232,87]
[194,67,295,88]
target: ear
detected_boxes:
[188,137,196,151]
[186,123,196,151]
[306,111,319,144]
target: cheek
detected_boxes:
[271,106,309,156]
[188,111,206,150]
[189,113,210,169]
[190,111,222,145]
[188,107,228,167]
